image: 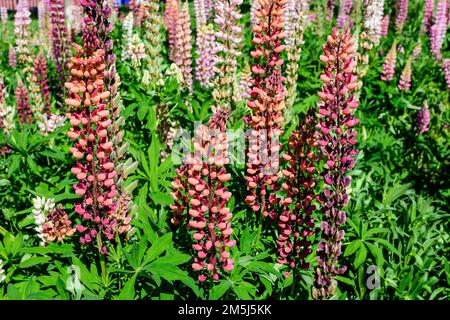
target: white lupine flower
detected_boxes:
[38,113,66,135]
[32,196,55,246]
[0,105,16,135]
[0,259,6,283]
[364,0,385,44]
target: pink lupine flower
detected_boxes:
[195,24,216,88]
[381,41,397,81]
[443,59,450,91]
[430,0,448,59]
[313,28,359,300]
[245,0,286,219]
[170,107,235,282]
[278,108,317,277]
[398,56,412,91]
[395,0,408,31]
[14,0,32,66]
[8,47,17,68]
[165,0,180,62]
[194,0,207,26]
[175,2,193,91]
[380,14,389,37]
[16,80,32,125]
[416,103,430,134]
[412,42,422,59]
[65,44,118,254]
[423,0,435,33]
[34,52,51,113]
[49,0,70,87]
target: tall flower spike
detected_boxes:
[8,47,17,69]
[245,0,286,219]
[142,0,164,87]
[423,0,435,34]
[380,14,389,37]
[430,0,448,59]
[326,0,336,20]
[174,2,193,91]
[16,80,32,125]
[65,44,118,254]
[412,41,422,59]
[170,107,235,282]
[194,0,207,27]
[165,0,180,62]
[336,0,353,29]
[195,24,216,88]
[398,56,412,91]
[212,0,243,111]
[14,0,32,67]
[364,0,385,45]
[278,107,318,277]
[49,0,70,90]
[33,52,52,114]
[381,41,397,81]
[313,28,359,300]
[41,205,76,244]
[416,102,430,134]
[395,0,408,32]
[285,0,308,108]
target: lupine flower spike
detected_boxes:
[171,107,235,282]
[245,0,287,220]
[16,80,32,125]
[381,41,397,81]
[278,107,318,278]
[423,0,435,34]
[175,2,193,91]
[212,0,243,112]
[195,24,216,88]
[416,102,430,134]
[380,14,389,37]
[398,56,412,91]
[430,0,448,59]
[313,28,359,300]
[395,0,408,32]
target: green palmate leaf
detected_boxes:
[18,256,51,268]
[209,280,231,300]
[344,240,362,257]
[117,275,137,300]
[145,232,172,263]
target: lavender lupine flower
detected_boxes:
[395,0,408,31]
[194,0,207,26]
[49,0,70,89]
[337,0,353,28]
[398,56,412,91]
[14,0,32,67]
[278,108,318,278]
[364,0,385,45]
[213,0,243,111]
[381,41,397,81]
[423,0,435,33]
[170,108,235,282]
[416,103,430,134]
[175,2,193,91]
[195,24,216,88]
[443,59,450,91]
[430,0,448,59]
[380,14,389,37]
[313,28,359,300]
[8,47,16,69]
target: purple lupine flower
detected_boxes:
[195,24,216,88]
[381,41,397,81]
[423,0,435,33]
[443,59,450,91]
[398,56,412,91]
[326,0,336,20]
[416,103,430,134]
[313,28,359,300]
[430,0,448,59]
[337,0,353,28]
[380,14,390,37]
[194,0,207,27]
[49,0,70,88]
[395,0,408,31]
